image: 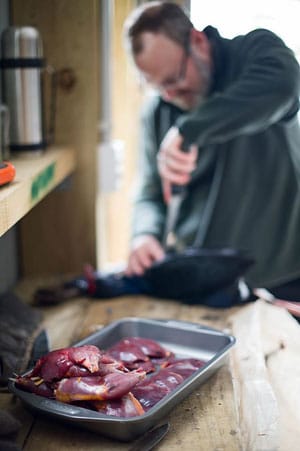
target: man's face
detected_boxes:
[134,32,211,111]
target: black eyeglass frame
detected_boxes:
[158,35,190,91]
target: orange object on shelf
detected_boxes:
[0,161,16,186]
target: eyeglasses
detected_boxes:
[158,44,190,91]
[141,41,190,92]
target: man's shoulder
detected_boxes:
[231,28,287,50]
[205,25,288,51]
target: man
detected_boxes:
[124,1,300,297]
[34,1,300,306]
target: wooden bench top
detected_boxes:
[1,290,300,450]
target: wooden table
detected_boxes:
[2,288,300,451]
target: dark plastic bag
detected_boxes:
[34,248,255,308]
[143,247,254,304]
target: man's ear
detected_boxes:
[190,29,211,60]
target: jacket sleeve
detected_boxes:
[177,29,300,147]
[131,100,166,241]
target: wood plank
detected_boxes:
[0,147,75,237]
[40,298,90,349]
[77,296,183,340]
[229,300,300,450]
[163,365,241,451]
[256,301,300,450]
[171,304,241,450]
[22,418,129,451]
[229,300,283,450]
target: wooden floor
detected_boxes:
[2,280,300,450]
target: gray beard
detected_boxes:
[172,53,212,111]
[194,53,212,99]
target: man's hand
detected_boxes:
[125,235,165,276]
[157,127,198,203]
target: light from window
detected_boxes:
[191,0,300,60]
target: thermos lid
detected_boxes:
[1,26,43,58]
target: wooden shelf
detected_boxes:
[0,146,76,238]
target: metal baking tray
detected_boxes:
[9,317,235,441]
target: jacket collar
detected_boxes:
[203,26,228,94]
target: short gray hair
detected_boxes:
[124,1,194,55]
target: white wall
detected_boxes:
[191,0,300,60]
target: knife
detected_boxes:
[162,184,185,251]
[253,288,300,318]
[128,422,170,451]
[162,142,191,251]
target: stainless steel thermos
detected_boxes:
[0,26,54,153]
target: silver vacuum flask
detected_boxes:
[0,27,47,153]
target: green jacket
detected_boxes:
[132,27,300,288]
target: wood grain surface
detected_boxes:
[2,285,299,450]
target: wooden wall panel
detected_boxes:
[100,0,144,266]
[11,0,100,276]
